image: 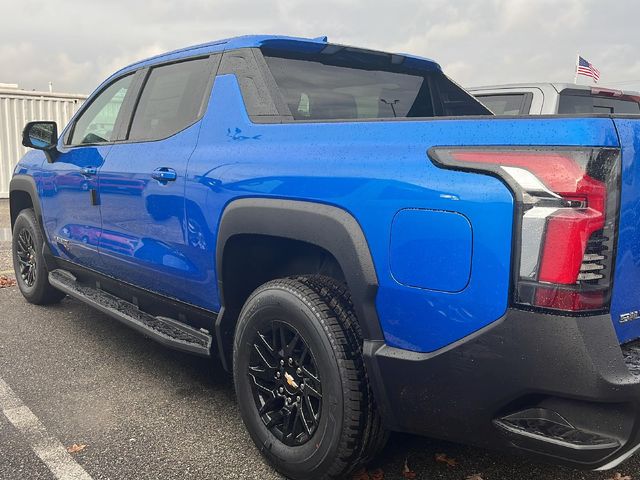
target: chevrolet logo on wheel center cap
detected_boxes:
[284,372,299,389]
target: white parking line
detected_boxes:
[0,377,93,480]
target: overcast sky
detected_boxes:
[2,0,639,94]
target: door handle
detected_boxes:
[152,167,177,183]
[81,166,97,177]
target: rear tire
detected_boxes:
[233,275,387,480]
[299,275,389,463]
[12,209,65,305]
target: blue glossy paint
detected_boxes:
[96,122,203,302]
[610,118,640,344]
[184,74,618,352]
[15,36,627,354]
[37,143,111,271]
[390,209,473,293]
[94,35,440,108]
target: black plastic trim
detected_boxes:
[9,175,57,270]
[249,112,636,125]
[49,269,212,357]
[112,69,149,142]
[366,307,640,469]
[218,48,293,123]
[55,258,218,332]
[250,48,293,118]
[9,175,43,227]
[21,121,59,163]
[215,198,383,343]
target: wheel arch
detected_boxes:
[215,198,383,370]
[9,175,57,271]
[9,175,40,229]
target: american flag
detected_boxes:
[576,56,600,82]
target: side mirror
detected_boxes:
[22,121,59,162]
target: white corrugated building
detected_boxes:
[0,84,87,198]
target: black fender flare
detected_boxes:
[9,175,44,228]
[214,198,384,366]
[9,175,57,270]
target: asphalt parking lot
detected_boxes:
[0,198,637,480]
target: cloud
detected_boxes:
[1,0,639,94]
[493,0,586,33]
[96,45,167,82]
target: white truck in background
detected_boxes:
[469,83,640,115]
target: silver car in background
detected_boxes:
[469,83,640,115]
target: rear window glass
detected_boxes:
[262,48,490,121]
[558,93,640,114]
[475,94,530,115]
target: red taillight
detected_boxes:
[430,147,620,314]
[538,208,603,284]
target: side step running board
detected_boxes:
[49,269,212,357]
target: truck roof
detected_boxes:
[468,82,640,97]
[112,35,442,79]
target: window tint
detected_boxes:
[435,77,491,116]
[128,58,211,141]
[70,74,133,145]
[475,94,528,115]
[262,49,490,121]
[558,93,640,114]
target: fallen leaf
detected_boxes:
[66,443,87,454]
[435,452,458,467]
[402,458,417,479]
[0,276,16,288]
[352,468,370,480]
[466,475,484,480]
[606,474,632,480]
[369,468,384,480]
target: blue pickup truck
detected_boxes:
[10,35,640,479]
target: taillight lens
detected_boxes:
[429,147,620,314]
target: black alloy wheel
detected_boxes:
[233,276,387,480]
[12,208,65,305]
[248,320,322,446]
[15,228,37,287]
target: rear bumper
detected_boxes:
[364,308,640,470]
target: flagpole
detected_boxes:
[574,53,579,84]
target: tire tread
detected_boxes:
[240,275,387,479]
[12,208,65,305]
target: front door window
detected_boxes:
[69,74,133,145]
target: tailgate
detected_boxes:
[611,117,640,343]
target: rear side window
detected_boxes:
[558,93,640,114]
[128,58,211,141]
[475,94,532,115]
[262,48,490,121]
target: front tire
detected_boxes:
[12,209,65,305]
[233,276,386,480]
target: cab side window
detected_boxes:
[69,74,133,145]
[128,58,211,141]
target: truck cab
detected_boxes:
[469,82,640,115]
[11,36,640,478]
